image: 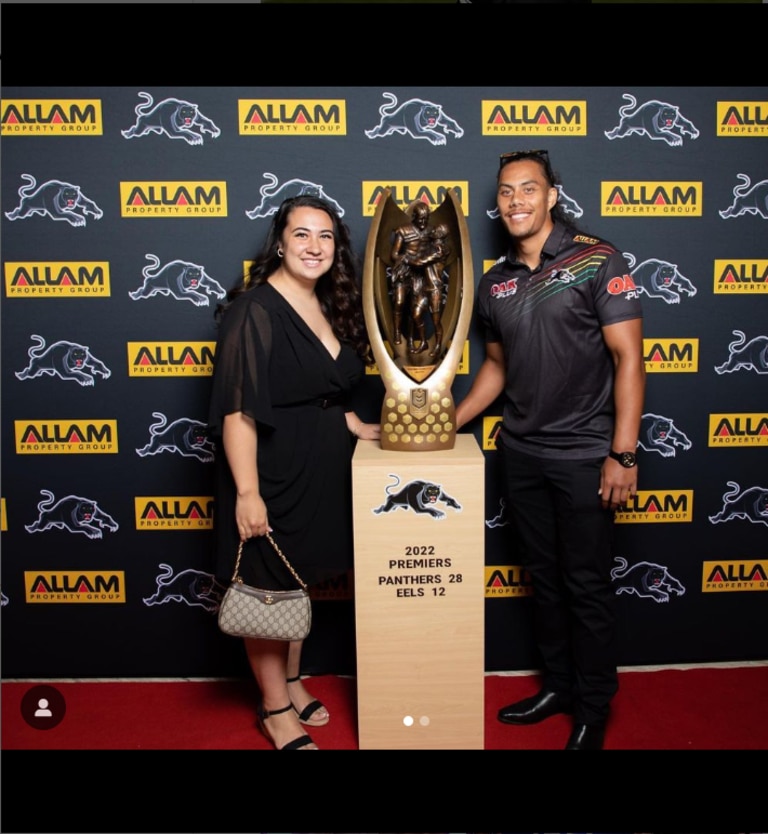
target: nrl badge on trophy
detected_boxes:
[363,188,473,451]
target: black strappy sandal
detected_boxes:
[257,703,317,750]
[286,675,330,727]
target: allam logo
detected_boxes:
[602,182,702,216]
[614,490,694,523]
[127,342,215,377]
[709,414,768,447]
[15,420,118,454]
[1,99,103,135]
[482,100,586,135]
[120,182,227,217]
[483,416,502,451]
[25,571,125,603]
[643,338,698,372]
[362,182,469,216]
[239,99,346,135]
[135,497,214,530]
[714,260,768,294]
[5,262,110,297]
[485,566,533,598]
[717,101,768,136]
[703,561,768,592]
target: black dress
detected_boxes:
[208,282,363,591]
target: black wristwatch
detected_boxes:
[609,450,637,468]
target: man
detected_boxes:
[408,222,451,358]
[455,149,645,750]
[390,202,431,351]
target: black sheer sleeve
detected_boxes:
[207,294,275,439]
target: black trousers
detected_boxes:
[501,444,618,724]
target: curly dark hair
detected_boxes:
[216,195,372,364]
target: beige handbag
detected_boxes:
[217,533,311,641]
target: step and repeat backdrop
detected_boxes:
[1,87,766,679]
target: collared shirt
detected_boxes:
[477,221,643,459]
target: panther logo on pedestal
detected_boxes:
[374,475,461,520]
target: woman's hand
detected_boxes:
[235,491,271,541]
[355,422,381,442]
[346,411,381,442]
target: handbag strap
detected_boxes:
[233,533,308,592]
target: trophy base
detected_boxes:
[379,380,456,451]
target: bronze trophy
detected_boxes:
[363,188,473,451]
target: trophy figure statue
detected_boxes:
[363,188,473,451]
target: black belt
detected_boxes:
[276,397,342,409]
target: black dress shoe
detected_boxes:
[497,689,572,725]
[565,722,605,749]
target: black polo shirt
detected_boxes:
[477,221,643,459]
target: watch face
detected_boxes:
[619,452,636,467]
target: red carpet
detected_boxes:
[3,663,767,750]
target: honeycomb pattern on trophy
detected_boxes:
[381,383,455,447]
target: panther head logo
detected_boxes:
[604,93,699,146]
[365,92,464,147]
[639,413,692,458]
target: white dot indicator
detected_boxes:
[419,715,430,726]
[403,715,414,726]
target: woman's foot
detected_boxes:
[257,703,318,750]
[286,675,330,727]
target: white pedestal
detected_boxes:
[352,434,485,749]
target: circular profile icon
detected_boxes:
[20,684,66,730]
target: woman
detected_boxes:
[209,196,380,750]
